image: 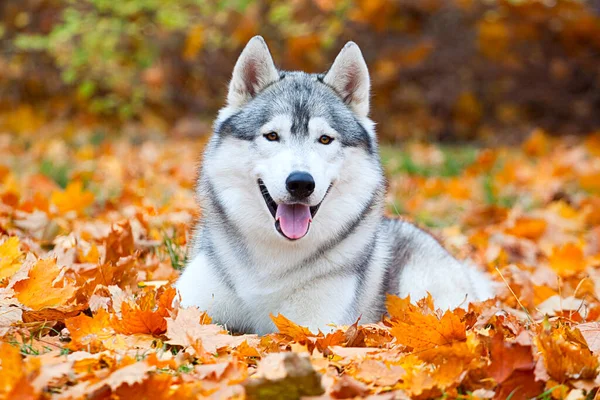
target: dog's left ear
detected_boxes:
[324,42,370,118]
[227,36,280,108]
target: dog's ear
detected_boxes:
[227,36,279,108]
[323,42,370,118]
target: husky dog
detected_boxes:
[176,36,493,335]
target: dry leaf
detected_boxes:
[13,258,77,310]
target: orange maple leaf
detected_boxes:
[104,221,135,264]
[235,340,261,359]
[50,181,94,215]
[113,286,176,335]
[505,217,547,240]
[270,314,314,342]
[315,330,346,355]
[418,340,481,390]
[116,302,170,335]
[13,258,77,310]
[388,295,466,351]
[386,293,414,320]
[548,243,586,277]
[65,308,116,350]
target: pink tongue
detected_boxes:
[276,204,312,239]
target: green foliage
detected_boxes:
[163,231,187,271]
[39,159,70,188]
[14,0,249,117]
[380,145,477,178]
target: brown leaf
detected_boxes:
[493,370,544,400]
[166,307,256,353]
[330,375,370,399]
[576,322,600,354]
[354,359,405,386]
[104,221,135,264]
[486,331,535,385]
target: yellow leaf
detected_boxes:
[183,25,204,60]
[50,181,94,215]
[0,237,23,280]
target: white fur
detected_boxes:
[176,38,494,335]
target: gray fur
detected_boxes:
[216,72,375,153]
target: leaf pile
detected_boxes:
[1,128,600,399]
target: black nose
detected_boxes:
[286,171,315,198]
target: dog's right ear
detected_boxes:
[227,36,279,109]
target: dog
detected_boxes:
[176,36,494,335]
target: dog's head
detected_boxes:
[202,36,384,244]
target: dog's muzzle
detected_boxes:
[258,179,328,240]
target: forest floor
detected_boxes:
[1,126,600,399]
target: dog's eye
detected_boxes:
[263,132,279,142]
[318,135,334,145]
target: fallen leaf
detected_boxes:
[271,313,314,342]
[65,308,116,351]
[537,325,599,381]
[166,307,255,353]
[486,331,534,384]
[390,308,466,351]
[50,181,94,216]
[575,322,600,355]
[0,237,23,280]
[548,243,586,277]
[505,217,547,240]
[13,258,77,310]
[354,358,405,386]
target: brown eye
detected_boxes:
[264,132,279,142]
[319,135,333,145]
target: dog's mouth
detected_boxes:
[258,179,326,241]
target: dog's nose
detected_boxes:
[286,171,315,199]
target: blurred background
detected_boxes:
[1,0,599,143]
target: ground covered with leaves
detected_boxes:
[1,127,600,399]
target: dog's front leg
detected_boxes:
[273,274,358,334]
[176,252,251,331]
